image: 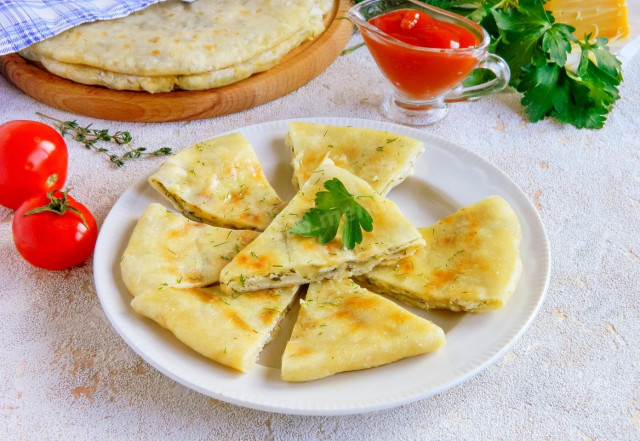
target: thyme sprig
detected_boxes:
[37,113,173,167]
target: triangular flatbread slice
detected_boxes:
[149,132,286,231]
[281,278,445,382]
[121,203,259,297]
[220,157,425,292]
[357,196,522,312]
[131,284,299,373]
[286,121,424,195]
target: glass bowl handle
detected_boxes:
[444,53,511,103]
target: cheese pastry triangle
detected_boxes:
[121,203,259,297]
[281,278,445,382]
[131,284,299,373]
[220,157,425,292]
[286,122,424,195]
[149,133,286,231]
[357,196,522,312]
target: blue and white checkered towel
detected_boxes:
[0,0,194,56]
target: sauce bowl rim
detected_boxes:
[347,0,490,55]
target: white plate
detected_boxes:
[93,117,550,416]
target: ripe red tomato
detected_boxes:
[0,120,68,209]
[12,191,98,270]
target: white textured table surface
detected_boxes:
[1,29,639,440]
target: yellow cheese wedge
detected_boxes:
[545,0,629,40]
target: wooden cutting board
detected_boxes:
[0,0,354,122]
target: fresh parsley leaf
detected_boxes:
[542,24,576,66]
[583,36,622,79]
[342,201,373,250]
[491,0,549,34]
[462,68,496,87]
[518,63,567,122]
[290,208,340,244]
[491,4,549,83]
[289,178,373,250]
[467,3,492,24]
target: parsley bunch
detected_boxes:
[289,178,373,250]
[354,0,623,129]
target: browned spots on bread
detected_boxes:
[260,308,278,325]
[187,288,220,304]
[343,296,377,311]
[396,257,415,275]
[235,252,271,271]
[225,311,253,333]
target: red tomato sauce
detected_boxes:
[363,9,482,100]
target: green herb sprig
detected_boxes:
[289,178,374,250]
[37,113,173,166]
[351,0,623,129]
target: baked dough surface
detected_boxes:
[219,157,425,292]
[357,196,522,312]
[149,132,286,231]
[132,284,299,372]
[120,203,259,297]
[286,121,424,195]
[281,278,445,382]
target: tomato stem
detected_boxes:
[23,190,89,228]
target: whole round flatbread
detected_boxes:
[20,0,327,92]
[23,0,324,75]
[22,27,313,92]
